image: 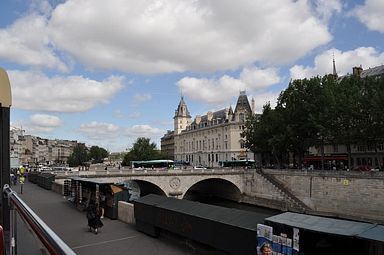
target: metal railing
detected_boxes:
[3,184,76,255]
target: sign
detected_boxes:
[257,224,272,254]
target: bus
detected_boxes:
[219,159,255,168]
[131,160,174,169]
[303,155,348,170]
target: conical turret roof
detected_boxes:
[174,96,191,118]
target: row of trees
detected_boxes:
[243,74,384,169]
[68,138,167,167]
[67,145,109,167]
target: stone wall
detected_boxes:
[244,169,384,223]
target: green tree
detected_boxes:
[67,144,88,167]
[122,137,161,166]
[244,103,289,168]
[276,77,325,168]
[88,146,109,163]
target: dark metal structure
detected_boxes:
[0,67,11,232]
[134,194,268,255]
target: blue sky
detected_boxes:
[1,0,383,152]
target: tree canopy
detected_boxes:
[122,137,163,166]
[67,145,109,167]
[243,74,384,169]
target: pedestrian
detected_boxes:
[86,202,103,234]
[99,193,106,219]
[260,242,272,255]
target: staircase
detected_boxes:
[254,169,312,213]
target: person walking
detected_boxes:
[86,203,103,234]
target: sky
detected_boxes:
[0,0,383,153]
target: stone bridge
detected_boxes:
[61,169,247,201]
[57,168,384,223]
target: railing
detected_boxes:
[3,184,76,255]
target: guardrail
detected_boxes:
[3,184,75,255]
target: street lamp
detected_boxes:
[317,132,325,171]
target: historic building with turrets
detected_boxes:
[165,91,255,167]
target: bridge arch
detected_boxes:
[89,171,245,201]
[183,178,242,202]
[127,179,167,197]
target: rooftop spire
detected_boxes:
[332,53,338,78]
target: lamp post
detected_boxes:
[0,67,12,230]
[317,132,325,171]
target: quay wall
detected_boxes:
[243,169,384,223]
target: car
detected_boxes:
[353,165,371,171]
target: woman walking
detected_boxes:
[86,203,103,234]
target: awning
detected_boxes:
[264,212,377,238]
[358,225,384,242]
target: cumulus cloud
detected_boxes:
[177,66,281,105]
[79,121,120,140]
[8,70,125,112]
[312,0,342,23]
[45,0,331,74]
[0,14,68,72]
[27,114,63,132]
[290,47,384,79]
[353,0,384,33]
[124,125,164,138]
[250,91,281,114]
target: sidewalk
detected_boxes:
[15,181,197,255]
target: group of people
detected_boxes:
[10,165,27,186]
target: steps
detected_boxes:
[254,169,312,213]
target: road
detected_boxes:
[14,181,218,255]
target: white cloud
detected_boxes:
[0,14,68,72]
[240,67,281,90]
[312,0,342,23]
[8,70,125,112]
[133,94,152,104]
[353,0,384,33]
[124,125,164,138]
[26,114,63,133]
[79,121,120,139]
[250,91,281,113]
[177,66,281,104]
[46,0,331,74]
[129,112,141,119]
[290,47,384,79]
[30,114,62,127]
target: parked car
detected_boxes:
[353,165,372,171]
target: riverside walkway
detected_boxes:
[15,181,212,255]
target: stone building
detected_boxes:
[160,130,175,160]
[172,91,255,167]
[10,126,81,166]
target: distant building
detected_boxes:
[160,130,175,160]
[171,91,255,167]
[10,126,82,166]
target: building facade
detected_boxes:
[10,126,82,166]
[160,130,175,160]
[172,92,255,167]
